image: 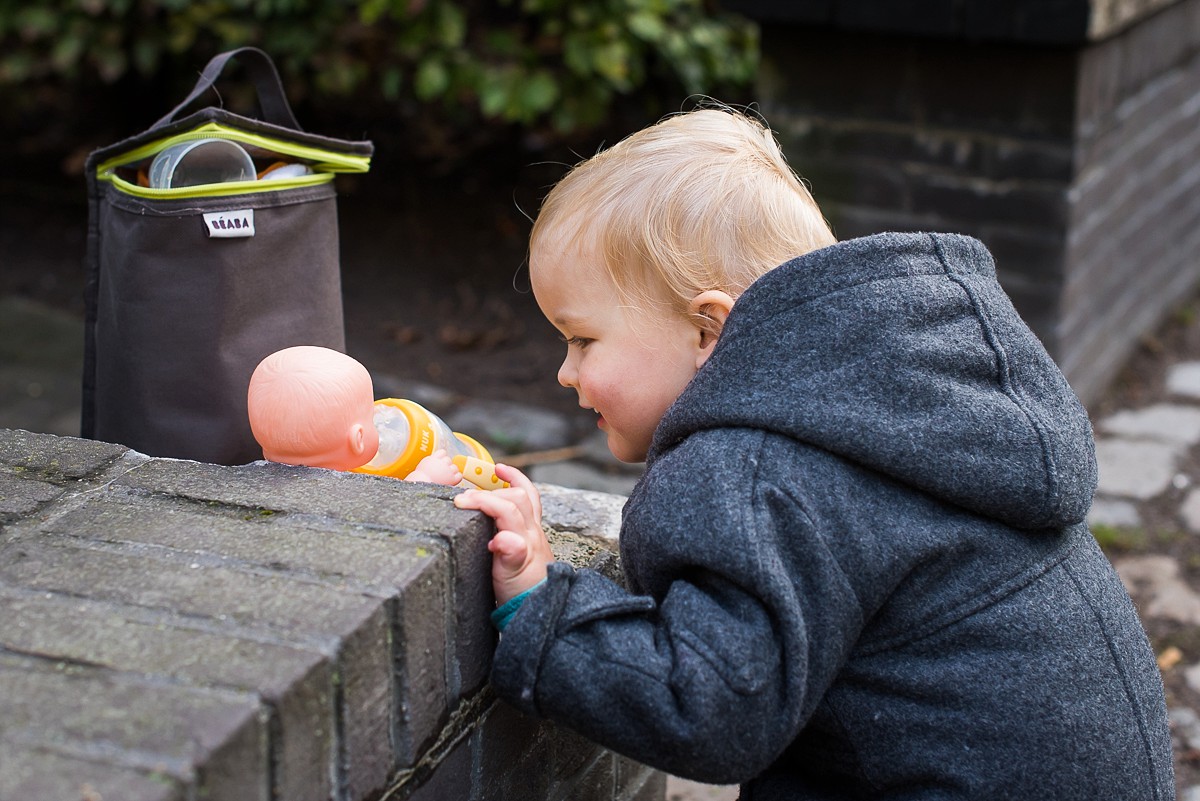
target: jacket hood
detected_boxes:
[653,232,1097,530]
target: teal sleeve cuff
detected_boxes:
[491,580,545,631]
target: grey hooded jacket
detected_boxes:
[491,232,1174,799]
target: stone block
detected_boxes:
[0,586,334,801]
[1087,498,1143,529]
[0,653,268,801]
[111,458,496,700]
[0,534,395,798]
[531,460,641,497]
[1168,362,1200,399]
[445,398,576,454]
[46,490,443,594]
[616,757,670,801]
[391,559,452,766]
[1099,404,1200,444]
[0,472,62,524]
[338,602,395,800]
[629,771,669,801]
[538,483,627,541]
[1095,439,1182,499]
[0,427,129,480]
[0,533,386,636]
[0,743,184,801]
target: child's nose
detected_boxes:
[557,355,577,389]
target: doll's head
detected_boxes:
[247,345,380,470]
[529,105,837,327]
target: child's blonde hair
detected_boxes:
[530,105,836,325]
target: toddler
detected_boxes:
[454,107,1173,799]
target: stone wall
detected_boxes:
[0,427,663,801]
[728,0,1200,405]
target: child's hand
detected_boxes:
[453,464,552,605]
[404,449,463,486]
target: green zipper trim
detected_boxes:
[107,171,334,199]
[96,121,371,198]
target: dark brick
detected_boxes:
[551,753,614,801]
[547,721,604,786]
[983,139,1075,183]
[0,586,334,801]
[984,229,1067,285]
[477,701,555,801]
[814,123,990,174]
[730,0,1092,44]
[719,0,832,24]
[963,0,1090,43]
[758,27,1078,139]
[405,734,474,801]
[0,653,268,801]
[794,160,911,211]
[834,0,962,37]
[0,743,184,801]
[910,177,1069,229]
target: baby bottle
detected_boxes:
[354,398,493,479]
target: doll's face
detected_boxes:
[531,247,707,463]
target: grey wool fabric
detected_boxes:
[490,232,1174,799]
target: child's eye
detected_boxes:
[560,335,593,349]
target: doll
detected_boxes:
[247,345,507,489]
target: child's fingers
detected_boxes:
[493,464,542,522]
[454,488,538,537]
[487,530,530,572]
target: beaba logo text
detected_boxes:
[203,209,256,238]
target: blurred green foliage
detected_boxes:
[0,0,757,162]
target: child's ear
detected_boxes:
[689,290,735,368]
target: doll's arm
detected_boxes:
[403,450,463,486]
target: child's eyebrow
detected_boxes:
[552,315,584,329]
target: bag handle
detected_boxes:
[152,47,302,131]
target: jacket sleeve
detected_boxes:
[488,430,866,784]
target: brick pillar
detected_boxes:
[726,0,1200,405]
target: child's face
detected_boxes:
[531,249,706,463]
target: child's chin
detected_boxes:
[606,437,647,465]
